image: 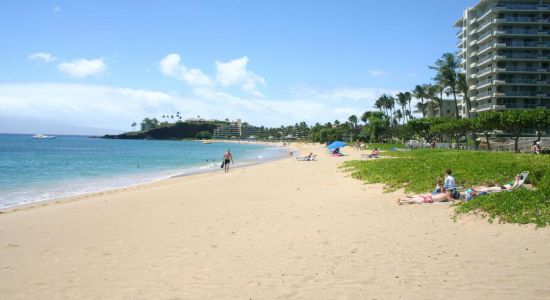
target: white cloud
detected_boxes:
[52,6,61,13]
[367,70,389,78]
[159,53,212,86]
[289,86,399,103]
[0,82,403,134]
[28,52,57,63]
[215,56,266,97]
[57,58,106,78]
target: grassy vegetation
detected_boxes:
[343,147,550,227]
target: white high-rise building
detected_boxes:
[455,0,550,118]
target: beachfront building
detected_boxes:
[423,99,460,118]
[212,119,262,139]
[455,0,550,118]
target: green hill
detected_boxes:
[104,121,225,140]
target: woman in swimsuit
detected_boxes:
[398,192,454,205]
[474,174,522,193]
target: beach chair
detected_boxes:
[511,171,529,190]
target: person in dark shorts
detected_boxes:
[222,149,233,173]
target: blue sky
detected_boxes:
[0,0,479,134]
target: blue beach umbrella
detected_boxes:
[327,141,347,149]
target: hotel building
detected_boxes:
[455,0,550,117]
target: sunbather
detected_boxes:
[398,192,454,205]
[474,173,524,193]
[460,188,488,202]
[363,148,379,158]
[432,177,444,195]
[296,152,316,161]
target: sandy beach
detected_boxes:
[1,144,549,299]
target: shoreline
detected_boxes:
[1,143,549,299]
[0,143,294,214]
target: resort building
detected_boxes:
[423,99,459,118]
[455,0,550,118]
[212,119,262,139]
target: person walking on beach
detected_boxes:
[222,149,233,173]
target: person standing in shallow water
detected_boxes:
[223,149,233,173]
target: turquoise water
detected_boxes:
[0,134,288,208]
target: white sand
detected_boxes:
[1,144,549,299]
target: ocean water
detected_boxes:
[0,134,289,208]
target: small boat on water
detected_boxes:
[202,140,212,144]
[32,134,56,139]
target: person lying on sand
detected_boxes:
[398,192,454,205]
[399,187,488,205]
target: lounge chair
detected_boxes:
[511,171,529,190]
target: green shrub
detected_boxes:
[196,131,213,140]
[343,149,550,226]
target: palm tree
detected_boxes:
[396,92,411,123]
[425,84,439,117]
[457,73,471,119]
[414,102,427,115]
[374,98,384,113]
[394,109,403,125]
[434,83,446,117]
[413,85,428,118]
[348,115,358,129]
[432,53,460,119]
[377,94,394,119]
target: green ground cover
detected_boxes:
[343,147,550,227]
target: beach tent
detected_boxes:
[327,141,347,149]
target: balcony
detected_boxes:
[503,78,540,85]
[478,43,494,54]
[500,91,539,97]
[475,104,505,112]
[499,42,538,48]
[501,29,539,36]
[503,66,540,72]
[504,54,539,60]
[477,78,493,88]
[477,30,493,41]
[477,66,494,77]
[496,17,538,23]
[478,19,494,32]
[478,55,494,65]
[476,91,493,99]
[494,4,539,11]
[501,103,540,108]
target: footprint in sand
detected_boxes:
[1,244,19,249]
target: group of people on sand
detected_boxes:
[398,169,525,205]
